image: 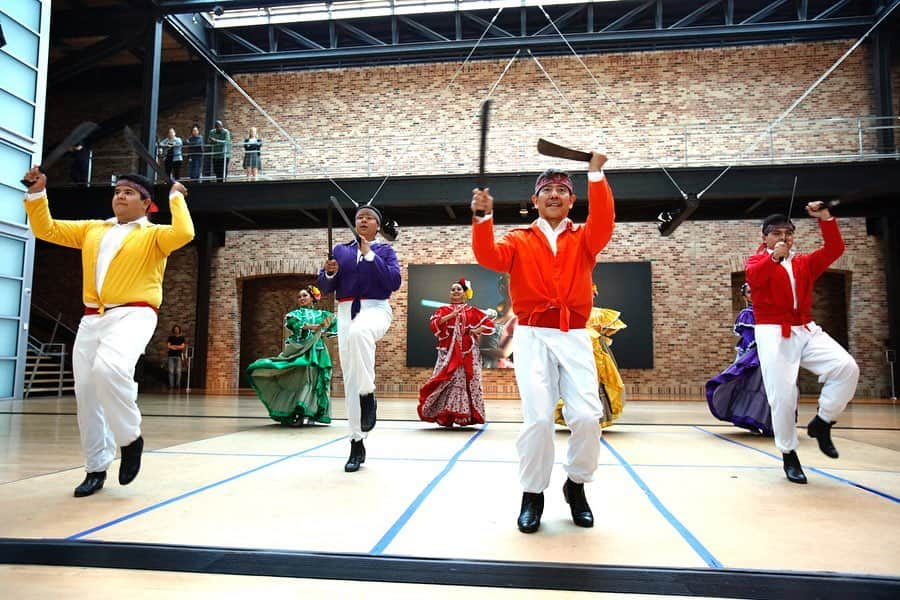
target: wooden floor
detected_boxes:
[1,393,898,598]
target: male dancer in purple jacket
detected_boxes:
[318,205,402,472]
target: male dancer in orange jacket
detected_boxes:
[745,204,859,484]
[471,151,613,533]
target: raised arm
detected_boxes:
[471,187,516,272]
[155,181,195,255]
[22,167,94,249]
[582,152,615,256]
[804,202,844,279]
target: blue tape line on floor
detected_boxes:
[694,426,900,504]
[602,437,723,568]
[370,425,488,554]
[67,435,348,540]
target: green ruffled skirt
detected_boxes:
[247,340,332,425]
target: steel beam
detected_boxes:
[603,0,655,32]
[220,29,265,53]
[49,35,138,87]
[669,0,723,29]
[398,15,450,42]
[336,21,387,46]
[275,25,325,50]
[533,5,584,36]
[216,18,874,70]
[139,18,163,182]
[461,12,514,38]
[813,0,855,20]
[872,29,895,153]
[741,0,791,25]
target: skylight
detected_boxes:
[207,0,601,28]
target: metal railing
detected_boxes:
[25,336,67,398]
[68,115,899,187]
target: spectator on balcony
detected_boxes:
[208,120,231,182]
[243,126,262,180]
[159,128,183,181]
[185,125,204,182]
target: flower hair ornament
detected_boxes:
[458,278,474,300]
[307,285,322,302]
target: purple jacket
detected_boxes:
[317,241,401,301]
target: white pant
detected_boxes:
[756,322,859,453]
[336,299,392,441]
[512,325,603,493]
[73,306,158,472]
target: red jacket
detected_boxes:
[745,218,844,337]
[472,176,615,332]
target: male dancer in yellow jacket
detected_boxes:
[22,166,195,497]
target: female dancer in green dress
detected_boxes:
[247,285,337,425]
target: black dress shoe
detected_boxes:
[517,492,544,533]
[360,393,377,432]
[782,451,807,484]
[344,439,366,473]
[119,435,144,485]
[74,471,107,497]
[807,415,839,458]
[563,478,594,528]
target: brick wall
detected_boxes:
[196,216,890,398]
[213,41,879,179]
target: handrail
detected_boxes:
[30,302,77,338]
[25,335,69,399]
[69,114,900,186]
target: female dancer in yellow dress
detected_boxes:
[555,285,627,428]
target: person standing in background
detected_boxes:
[166,324,187,390]
[243,127,262,180]
[208,120,231,182]
[159,128,183,180]
[185,125,204,182]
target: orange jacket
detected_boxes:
[472,176,615,331]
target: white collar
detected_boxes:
[106,216,149,227]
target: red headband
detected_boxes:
[534,172,573,195]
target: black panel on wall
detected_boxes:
[592,262,654,369]
[406,262,653,369]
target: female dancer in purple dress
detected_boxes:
[705,283,773,436]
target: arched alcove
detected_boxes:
[238,275,338,388]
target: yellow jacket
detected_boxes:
[25,191,195,311]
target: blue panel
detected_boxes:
[0,183,27,225]
[0,359,14,398]
[0,15,40,66]
[0,52,37,102]
[0,235,25,278]
[0,142,32,191]
[0,319,18,357]
[0,90,34,139]
[0,1,41,32]
[0,277,23,317]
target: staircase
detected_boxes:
[25,340,74,397]
[24,303,78,398]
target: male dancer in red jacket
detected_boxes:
[471,151,614,532]
[745,203,859,484]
